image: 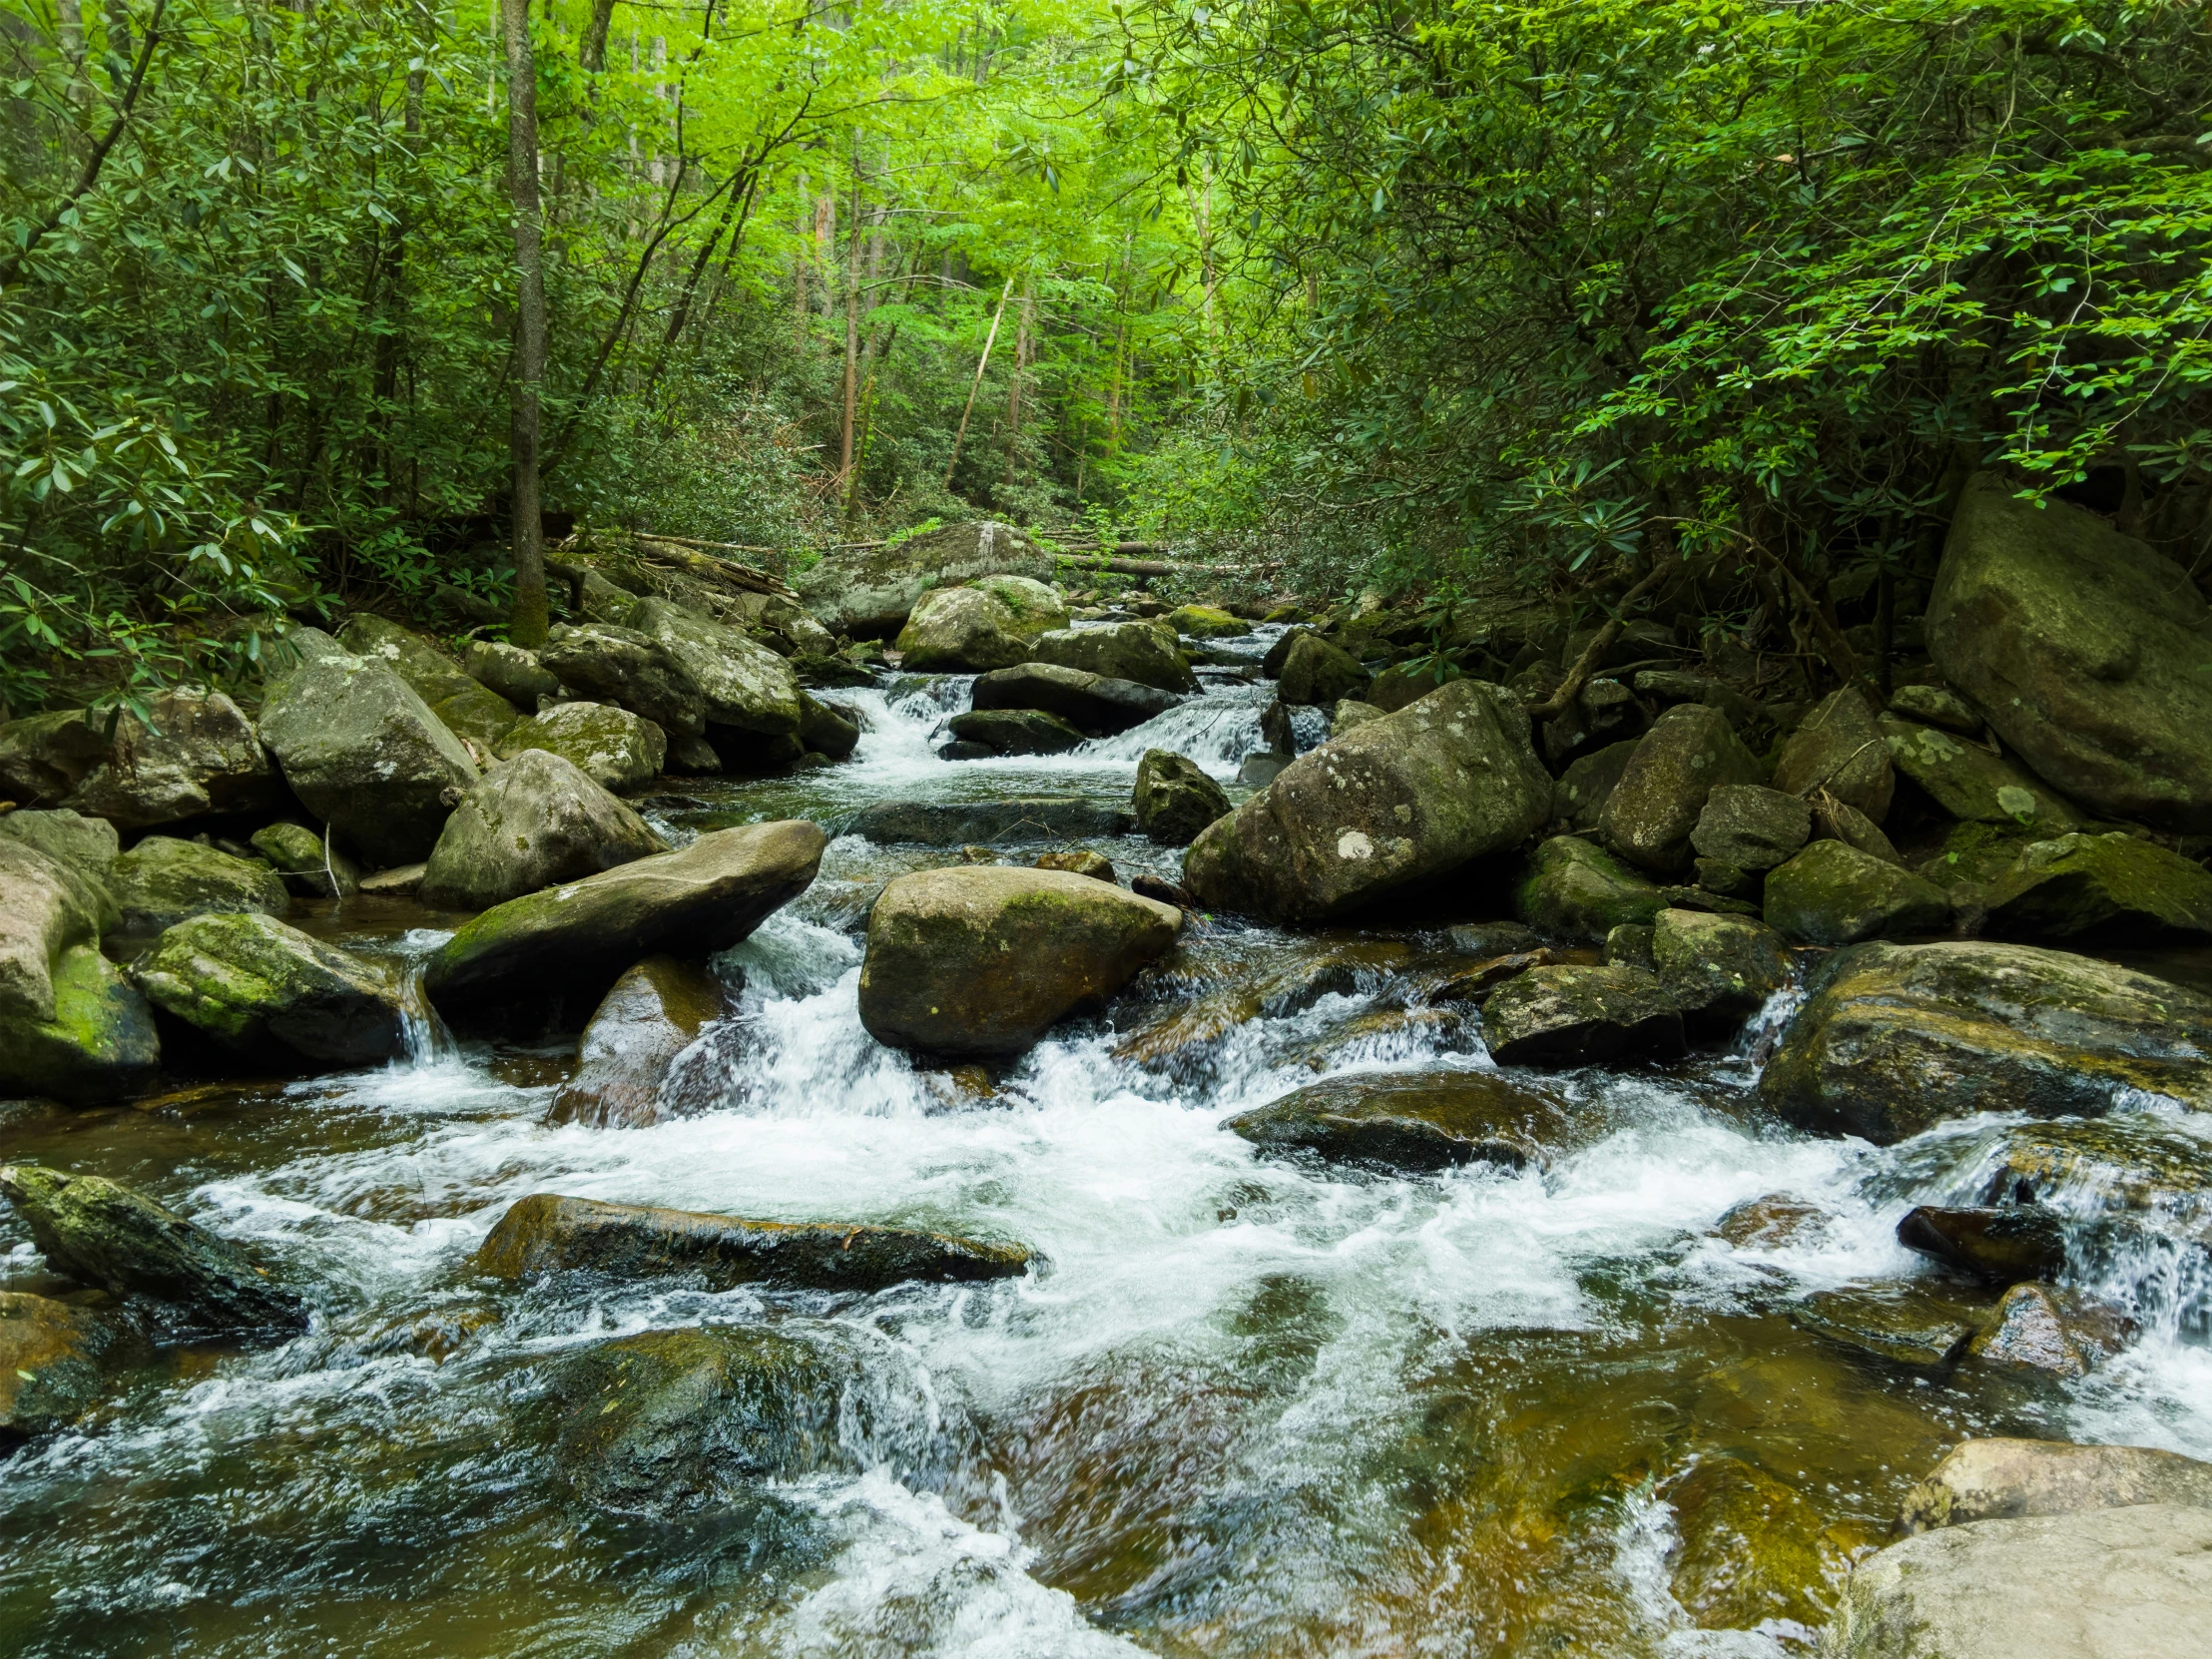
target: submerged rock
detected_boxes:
[893,576,1068,671]
[1599,703,1766,876]
[420,750,665,911]
[109,835,289,934]
[857,865,1180,1056]
[0,1290,145,1437]
[846,797,1133,846]
[1510,835,1669,941]
[1481,963,1684,1067]
[1759,941,2212,1142]
[1788,1283,1982,1369]
[1771,687,1894,824]
[476,1193,1031,1290]
[1976,831,2212,941]
[1183,680,1552,924]
[969,661,1181,735]
[1761,839,1949,945]
[1132,749,1231,846]
[0,1166,304,1335]
[1226,1070,1574,1171]
[1651,907,1790,1032]
[1663,1455,1832,1632]
[547,957,731,1129]
[0,943,160,1102]
[1898,1437,2212,1534]
[945,708,1087,756]
[496,701,667,792]
[1029,621,1196,694]
[425,821,825,1028]
[1896,1205,2067,1287]
[131,911,403,1066]
[1965,1283,2133,1378]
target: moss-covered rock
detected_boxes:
[337,614,524,753]
[546,957,730,1128]
[0,1291,147,1438]
[1511,835,1666,940]
[970,661,1182,736]
[129,910,403,1066]
[895,577,1069,671]
[1976,831,2212,941]
[109,834,289,933]
[847,797,1133,845]
[539,622,707,737]
[1664,1456,1834,1631]
[248,821,360,898]
[1788,1282,1986,1368]
[859,865,1180,1055]
[1600,703,1767,875]
[947,707,1087,756]
[0,688,279,831]
[1761,839,1949,945]
[1480,962,1684,1066]
[0,1165,303,1335]
[1881,714,2081,833]
[1366,655,1463,715]
[1331,698,1385,737]
[798,692,859,759]
[0,807,120,887]
[463,638,561,709]
[1771,686,1894,823]
[496,701,667,791]
[1029,621,1198,694]
[627,597,804,742]
[1273,631,1369,706]
[1889,683,1981,734]
[1226,1069,1575,1171]
[1132,749,1231,845]
[1651,907,1790,1032]
[1917,820,2038,889]
[1690,785,1811,871]
[1166,603,1249,639]
[795,519,1052,637]
[0,835,116,1025]
[1758,940,2212,1142]
[420,749,665,911]
[0,943,159,1103]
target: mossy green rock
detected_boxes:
[1977,831,2212,940]
[1226,1069,1575,1171]
[1929,471,2212,831]
[895,577,1069,672]
[1132,748,1231,845]
[970,661,1182,736]
[1690,785,1811,871]
[130,910,403,1065]
[497,701,667,792]
[795,520,1051,637]
[1664,1456,1834,1631]
[1511,835,1666,940]
[1184,680,1552,924]
[858,865,1181,1055]
[0,688,278,830]
[1480,961,1685,1066]
[1918,820,2039,890]
[0,943,159,1103]
[1166,603,1249,640]
[0,1291,147,1437]
[109,834,289,933]
[420,749,665,911]
[539,622,706,738]
[1600,703,1767,875]
[1771,686,1894,823]
[0,835,117,1023]
[1881,714,2081,833]
[1759,940,2212,1142]
[1030,621,1198,694]
[249,822,360,897]
[463,638,561,708]
[0,1165,303,1334]
[337,614,523,752]
[947,707,1087,756]
[1651,907,1790,1030]
[1273,631,1369,707]
[547,1324,859,1515]
[1762,839,1949,945]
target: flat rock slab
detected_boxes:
[1900,1437,2212,1534]
[1226,1069,1575,1171]
[1788,1282,1987,1369]
[845,798,1134,846]
[475,1193,1031,1292]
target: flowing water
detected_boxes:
[5,626,2211,1657]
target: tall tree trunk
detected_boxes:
[838,141,862,487]
[579,0,615,72]
[501,0,549,647]
[1002,280,1031,486]
[944,276,1013,491]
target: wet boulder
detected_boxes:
[336,614,523,753]
[249,822,360,898]
[463,638,561,709]
[547,1324,858,1516]
[1132,749,1231,845]
[627,598,804,753]
[1896,1206,2067,1286]
[1599,703,1766,875]
[1035,848,1115,881]
[420,750,665,912]
[109,835,289,933]
[1966,1282,2133,1378]
[1898,1437,2212,1534]
[946,708,1086,756]
[1758,940,2212,1142]
[538,622,706,738]
[547,957,730,1129]
[1273,632,1368,707]
[1183,680,1552,924]
[1510,835,1666,941]
[0,942,159,1103]
[129,911,405,1067]
[1226,1069,1574,1171]
[1029,622,1197,694]
[0,808,119,885]
[425,820,825,1029]
[0,1166,303,1335]
[796,519,1051,637]
[1663,1456,1832,1632]
[847,797,1133,846]
[1689,785,1810,871]
[1550,740,1639,833]
[496,701,667,792]
[476,1193,1030,1291]
[1770,687,1894,823]
[0,1290,146,1437]
[1481,962,1685,1066]
[1882,714,2081,833]
[0,688,278,830]
[1788,1282,1984,1369]
[1929,472,2212,832]
[1761,839,1949,945]
[969,661,1181,735]
[857,865,1181,1056]
[1650,907,1790,1031]
[892,576,1069,672]
[1976,831,2212,941]
[798,693,859,760]
[257,634,480,865]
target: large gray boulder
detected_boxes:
[1651,907,1790,1030]
[1133,750,1231,845]
[424,821,825,1028]
[1759,940,2212,1141]
[463,639,561,709]
[0,688,278,830]
[0,808,119,886]
[1929,471,2212,831]
[109,835,289,933]
[539,622,706,738]
[336,614,524,753]
[1770,687,1894,823]
[496,702,666,792]
[1762,839,1950,945]
[892,577,1068,672]
[1883,714,2082,832]
[1899,1438,2212,1534]
[0,942,159,1103]
[420,750,664,911]
[797,520,1052,637]
[1690,785,1811,870]
[1226,1070,1574,1171]
[547,956,730,1128]
[858,865,1181,1056]
[257,634,480,865]
[626,598,804,750]
[1599,703,1766,875]
[969,662,1181,735]
[1029,622,1197,694]
[130,911,404,1066]
[1183,680,1552,924]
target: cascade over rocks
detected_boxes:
[1511,835,1666,940]
[539,622,707,738]
[1599,703,1767,875]
[1183,679,1551,924]
[109,835,290,933]
[1975,831,2212,940]
[1273,632,1369,707]
[1480,962,1685,1066]
[497,702,666,792]
[1650,907,1790,1031]
[0,688,278,830]
[0,943,159,1102]
[420,750,665,911]
[847,797,1133,845]
[425,821,825,1028]
[257,630,480,865]
[1770,687,1894,823]
[1899,1438,2212,1534]
[1758,940,2212,1142]
[969,661,1181,735]
[1929,471,2212,831]
[892,576,1068,671]
[1028,621,1197,694]
[857,865,1181,1056]
[1762,839,1950,945]
[336,615,524,752]
[1132,749,1231,845]
[796,520,1051,637]
[1226,1069,1576,1171]
[131,911,404,1066]
[547,957,730,1128]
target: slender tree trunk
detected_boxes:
[501,0,549,647]
[579,0,615,72]
[838,141,862,486]
[55,0,90,128]
[944,276,1013,491]
[1002,279,1031,486]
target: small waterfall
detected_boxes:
[389,927,460,1066]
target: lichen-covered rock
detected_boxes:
[477,1193,1030,1290]
[1690,785,1811,871]
[1651,907,1790,1031]
[1812,792,1903,864]
[1183,680,1552,924]
[1034,848,1115,881]
[1273,631,1369,707]
[1132,749,1231,845]
[1896,1205,2067,1287]
[858,865,1180,1056]
[1889,683,1982,734]
[426,821,823,1029]
[1898,1438,2212,1535]
[1481,962,1684,1066]
[1550,739,1639,833]
[257,634,480,864]
[846,797,1133,845]
[130,911,403,1066]
[248,822,360,898]
[893,577,1068,671]
[336,614,524,752]
[420,750,665,912]
[0,688,278,830]
[539,622,706,737]
[1966,1282,2134,1378]
[464,638,562,709]
[1976,831,2212,941]
[1664,1456,1832,1632]
[546,957,730,1129]
[1167,604,1248,639]
[1331,699,1385,738]
[969,661,1181,735]
[0,1165,303,1335]
[1029,621,1198,694]
[1771,687,1894,823]
[108,835,288,933]
[627,598,804,745]
[0,943,159,1103]
[1929,471,2212,832]
[1600,703,1767,875]
[1226,1070,1575,1171]
[1762,839,1949,945]
[1758,940,2212,1142]
[496,702,666,792]
[796,520,1051,637]
[1511,835,1666,940]
[0,1291,146,1437]
[0,808,119,885]
[946,708,1087,756]
[798,693,859,759]
[1882,714,2081,832]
